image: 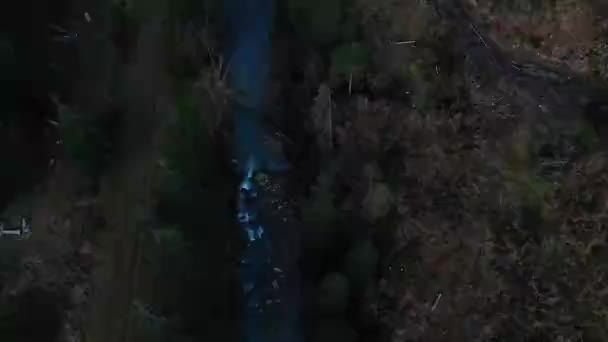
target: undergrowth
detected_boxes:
[56,102,121,179]
[151,86,239,340]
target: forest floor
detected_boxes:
[2,0,608,342]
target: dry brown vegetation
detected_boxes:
[297,0,608,340]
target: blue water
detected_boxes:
[226,1,302,341]
[225,0,286,173]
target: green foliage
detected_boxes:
[57,104,119,177]
[313,319,358,342]
[129,299,172,342]
[339,14,358,43]
[168,0,222,25]
[117,0,216,23]
[575,121,600,152]
[344,239,379,292]
[504,167,553,206]
[157,85,235,245]
[165,0,223,82]
[110,0,140,64]
[0,38,19,122]
[503,156,554,227]
[592,41,608,80]
[330,42,369,81]
[497,0,551,13]
[402,59,439,109]
[149,226,190,266]
[0,37,15,84]
[317,272,350,314]
[287,0,344,45]
[302,163,339,228]
[0,243,22,278]
[0,288,62,342]
[0,17,66,208]
[162,90,218,188]
[154,84,239,341]
[148,226,190,287]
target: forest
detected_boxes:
[2,0,608,341]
